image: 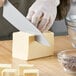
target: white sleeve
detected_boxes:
[36,0,60,6]
[56,0,60,6]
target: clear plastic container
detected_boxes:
[66,15,76,48]
[68,26,76,48]
[57,49,76,74]
[66,0,76,48]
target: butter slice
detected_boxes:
[23,69,39,76]
[2,69,17,76]
[18,64,34,76]
[12,31,54,60]
[0,64,11,76]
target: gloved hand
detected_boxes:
[26,0,60,32]
[0,0,5,7]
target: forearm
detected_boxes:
[0,0,4,7]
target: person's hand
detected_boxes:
[26,0,60,32]
[0,0,5,7]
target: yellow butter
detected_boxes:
[23,69,39,76]
[12,31,54,60]
[18,64,34,76]
[0,64,11,76]
[2,69,17,76]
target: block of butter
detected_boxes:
[18,64,34,76]
[2,69,17,76]
[0,64,11,76]
[12,31,54,60]
[23,69,39,76]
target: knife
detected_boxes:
[3,0,50,46]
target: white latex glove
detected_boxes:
[0,0,5,7]
[26,0,60,32]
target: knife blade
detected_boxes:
[3,1,50,46]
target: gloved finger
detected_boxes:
[38,15,50,32]
[26,10,34,21]
[41,18,50,32]
[44,15,57,32]
[31,11,43,27]
[43,16,55,32]
[43,20,52,32]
